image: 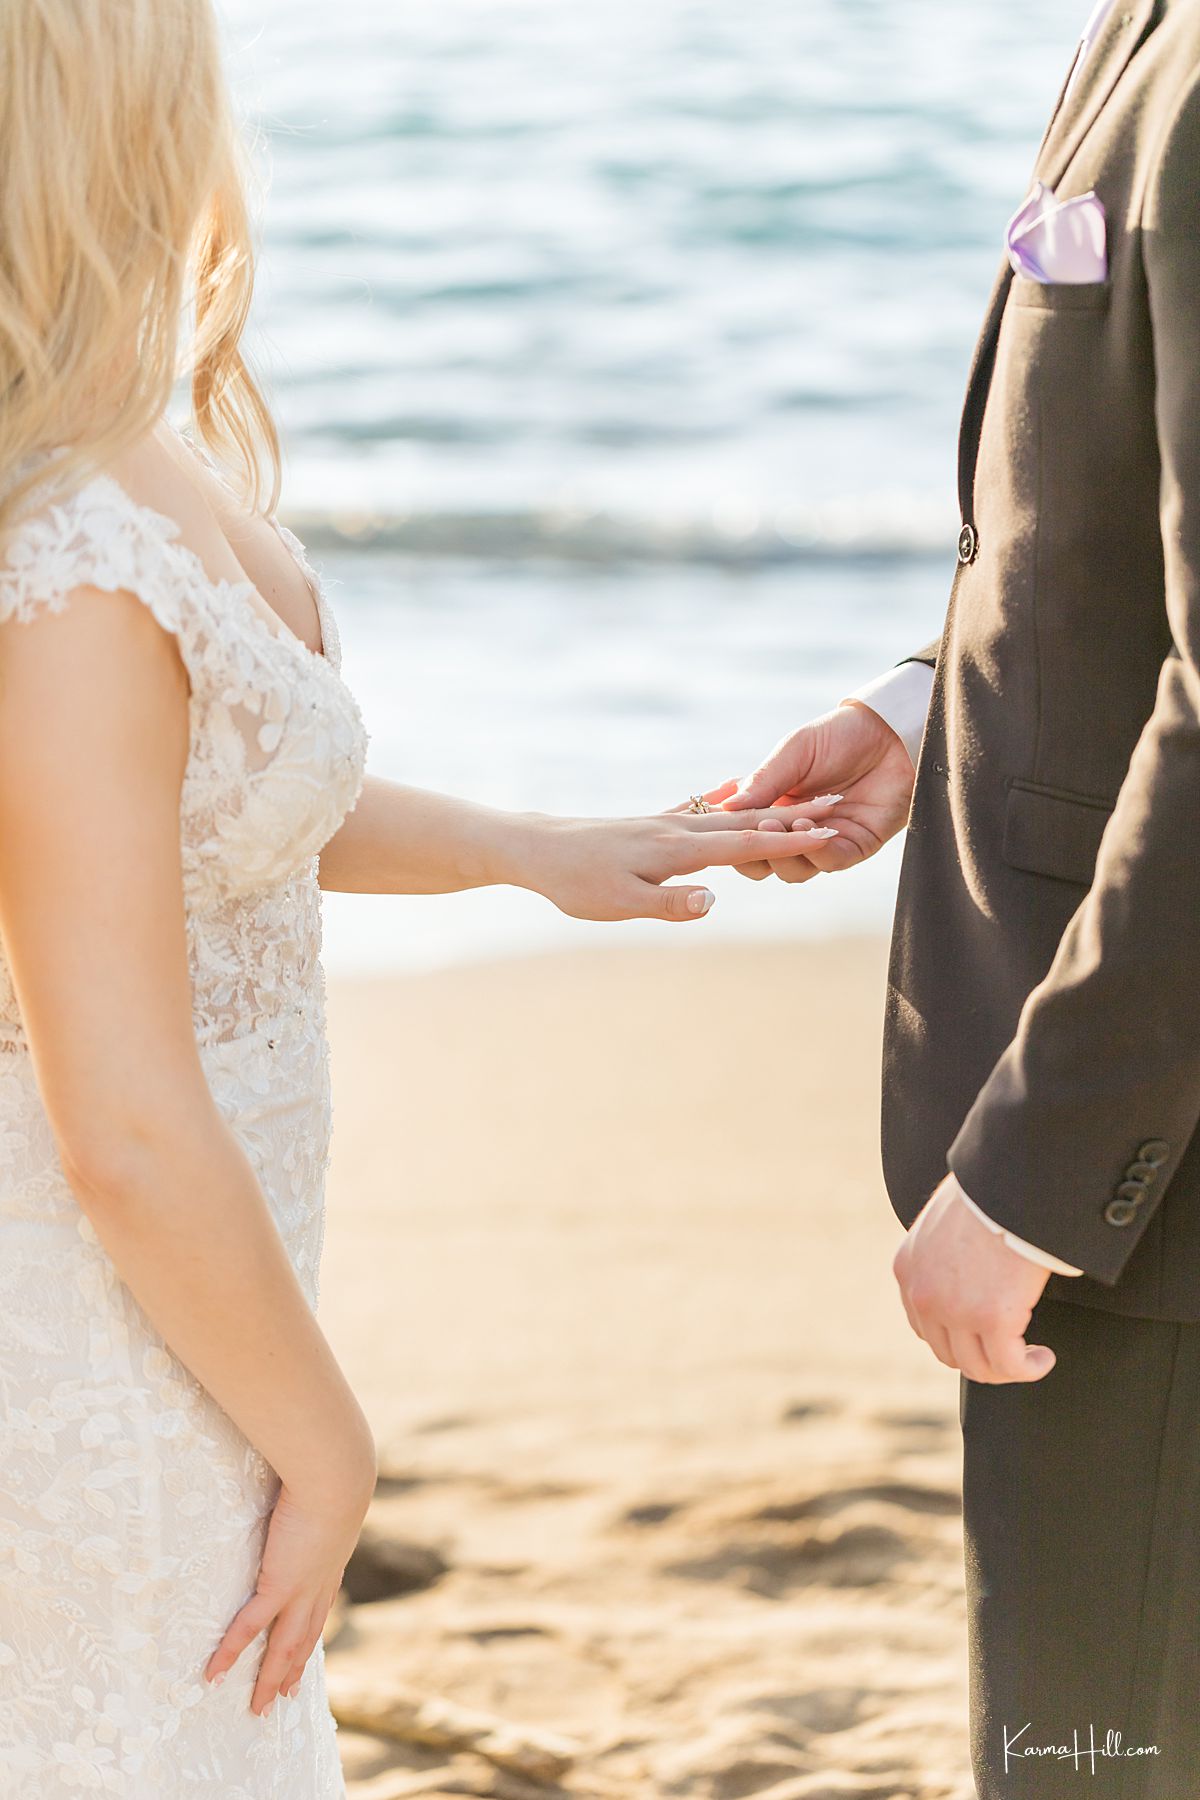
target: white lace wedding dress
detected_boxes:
[0,451,369,1796]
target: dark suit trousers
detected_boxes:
[962,1295,1200,1798]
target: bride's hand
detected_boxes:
[204,1469,372,1716]
[518,804,842,922]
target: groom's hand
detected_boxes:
[892,1174,1057,1384]
[716,700,916,883]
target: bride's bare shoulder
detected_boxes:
[101,422,325,655]
[105,422,236,564]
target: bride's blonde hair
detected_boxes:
[0,0,281,548]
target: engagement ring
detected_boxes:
[686,795,713,814]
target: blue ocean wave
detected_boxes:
[285,502,955,567]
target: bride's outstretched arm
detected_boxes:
[316,773,844,922]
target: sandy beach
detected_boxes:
[317,937,974,1800]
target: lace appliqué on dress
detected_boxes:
[0,466,366,1797]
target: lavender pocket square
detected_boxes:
[1007,181,1108,284]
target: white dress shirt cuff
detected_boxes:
[957,1188,1085,1277]
[842,661,935,769]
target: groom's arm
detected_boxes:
[842,634,942,766]
[898,635,942,670]
[945,74,1200,1284]
[843,660,935,768]
[841,645,1084,1277]
[955,1185,1082,1276]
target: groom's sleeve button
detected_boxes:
[1103,1143,1173,1227]
[1104,1199,1141,1227]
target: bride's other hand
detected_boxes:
[204,1462,373,1717]
[518,805,842,922]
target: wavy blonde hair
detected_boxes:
[0,0,280,551]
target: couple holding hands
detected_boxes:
[3,1,1200,1796]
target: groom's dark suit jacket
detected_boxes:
[884,0,1200,1320]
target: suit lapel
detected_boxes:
[957,12,1103,438]
[1034,37,1087,169]
[955,253,1013,531]
[1035,0,1159,192]
[954,0,1160,537]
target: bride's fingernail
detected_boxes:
[688,889,716,915]
[798,826,839,839]
[808,793,843,806]
[210,1671,226,1687]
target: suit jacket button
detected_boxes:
[1137,1140,1170,1166]
[1116,1180,1150,1203]
[1125,1160,1160,1183]
[957,523,979,565]
[1105,1198,1140,1227]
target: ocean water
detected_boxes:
[218,0,1085,970]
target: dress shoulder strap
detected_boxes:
[0,469,189,644]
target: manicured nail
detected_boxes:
[209,1671,225,1687]
[262,1700,275,1720]
[688,889,716,915]
[807,793,843,806]
[797,826,839,839]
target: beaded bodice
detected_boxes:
[0,468,368,1060]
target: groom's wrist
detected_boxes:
[843,662,935,769]
[952,1177,1084,1277]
